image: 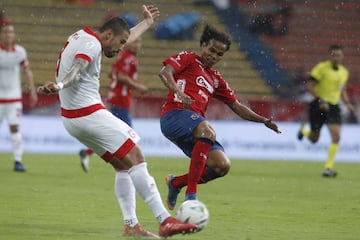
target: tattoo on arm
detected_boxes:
[61,58,89,88]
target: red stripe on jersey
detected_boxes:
[101,139,135,162]
[83,26,101,42]
[61,103,106,118]
[0,98,22,103]
[75,53,91,63]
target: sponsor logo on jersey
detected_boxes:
[85,41,96,49]
[196,76,214,93]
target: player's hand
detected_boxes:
[347,103,356,117]
[177,91,194,109]
[142,5,160,26]
[137,84,148,95]
[37,81,60,95]
[319,102,329,111]
[29,88,38,107]
[264,118,281,134]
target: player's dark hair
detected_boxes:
[329,45,343,52]
[99,17,130,35]
[200,24,231,51]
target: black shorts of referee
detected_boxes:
[308,98,341,131]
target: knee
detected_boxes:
[308,132,319,143]
[194,122,216,142]
[209,158,231,177]
[10,125,19,133]
[333,135,340,143]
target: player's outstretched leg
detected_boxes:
[165,174,181,210]
[159,216,197,237]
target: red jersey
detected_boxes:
[161,51,237,117]
[107,49,138,109]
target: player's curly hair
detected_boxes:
[200,24,231,51]
[99,17,130,35]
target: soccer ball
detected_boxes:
[176,200,209,231]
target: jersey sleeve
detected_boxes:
[213,71,237,104]
[310,62,324,81]
[162,51,192,73]
[18,45,29,69]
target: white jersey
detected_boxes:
[57,27,141,159]
[0,44,28,102]
[57,27,103,110]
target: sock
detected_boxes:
[325,143,339,169]
[128,162,170,224]
[86,149,93,155]
[198,166,222,184]
[11,132,23,162]
[186,138,213,196]
[172,166,221,189]
[301,126,310,138]
[114,171,138,227]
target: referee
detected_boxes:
[297,45,356,177]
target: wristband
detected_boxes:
[56,82,64,90]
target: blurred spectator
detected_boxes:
[0,8,10,26]
[248,1,292,36]
[101,10,138,28]
[62,0,94,7]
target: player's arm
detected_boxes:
[228,100,281,133]
[159,65,193,108]
[308,76,330,111]
[116,73,148,94]
[23,65,38,107]
[341,88,356,116]
[306,77,319,98]
[37,58,89,95]
[127,5,160,44]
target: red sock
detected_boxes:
[198,166,221,184]
[86,148,93,155]
[185,138,212,195]
[172,166,221,189]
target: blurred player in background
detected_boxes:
[0,23,38,172]
[79,37,148,172]
[37,6,197,238]
[297,45,356,178]
[158,24,281,210]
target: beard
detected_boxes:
[104,50,116,58]
[103,46,117,58]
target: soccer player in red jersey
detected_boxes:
[108,37,148,126]
[159,24,281,210]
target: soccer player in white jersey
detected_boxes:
[0,23,38,172]
[37,5,197,238]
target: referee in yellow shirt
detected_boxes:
[297,45,356,177]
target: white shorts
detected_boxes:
[62,109,140,161]
[0,102,22,125]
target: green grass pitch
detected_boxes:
[0,153,359,240]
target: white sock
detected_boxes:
[128,162,170,224]
[114,171,138,227]
[11,132,23,162]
